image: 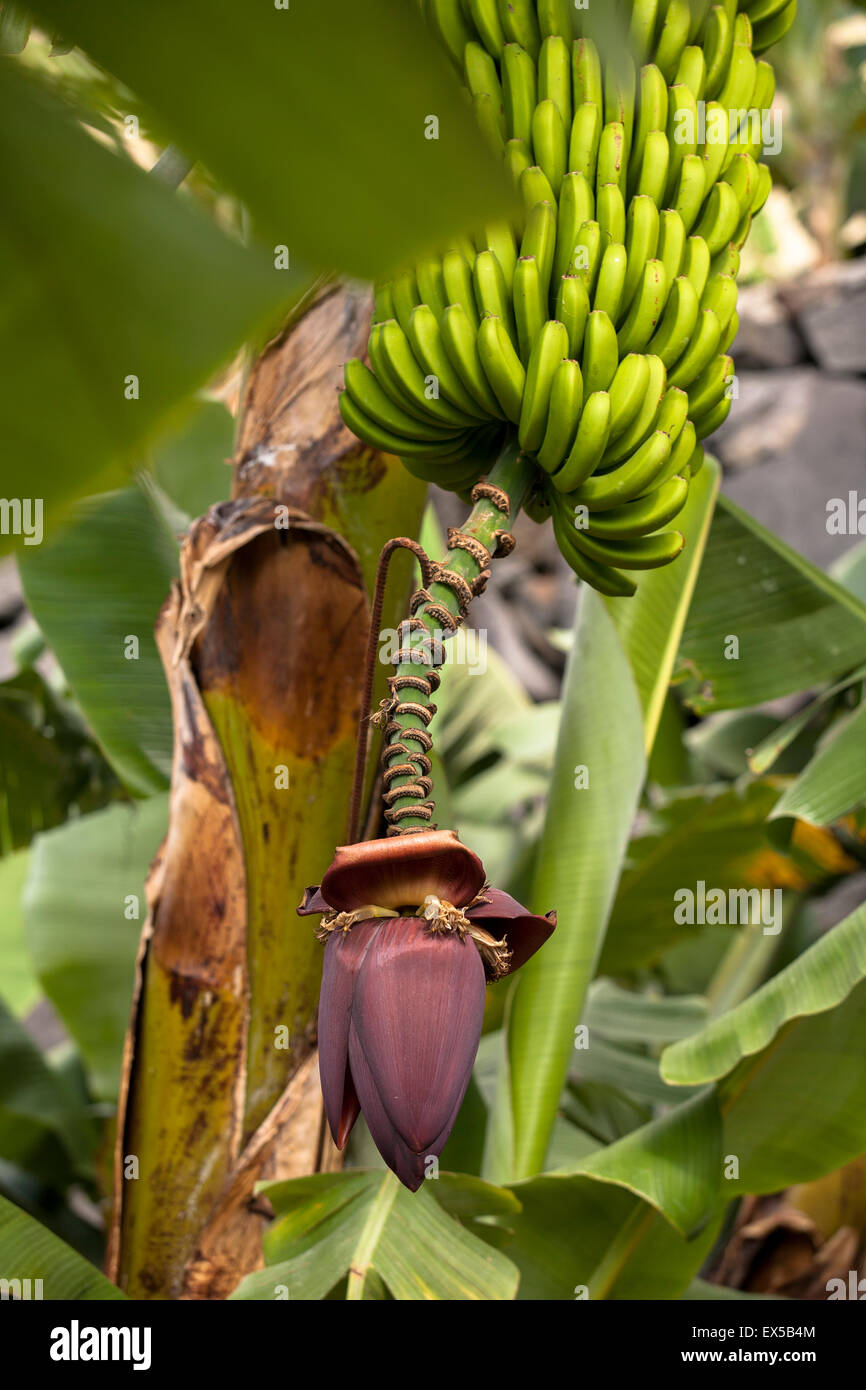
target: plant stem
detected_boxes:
[384,439,534,831]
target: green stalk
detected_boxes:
[384,439,534,829]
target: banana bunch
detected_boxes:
[339,0,792,596]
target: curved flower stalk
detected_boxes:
[300,830,554,1189]
[340,0,792,596]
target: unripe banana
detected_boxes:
[608,353,652,442]
[537,0,573,41]
[416,256,448,322]
[573,36,603,110]
[556,274,591,357]
[538,33,572,130]
[551,390,612,492]
[441,302,506,417]
[688,351,734,418]
[637,129,672,207]
[537,358,584,472]
[502,41,537,145]
[700,102,731,189]
[682,235,711,299]
[499,0,541,59]
[428,0,475,67]
[604,354,667,464]
[582,309,620,394]
[474,248,518,341]
[672,154,708,234]
[532,97,567,195]
[667,307,722,386]
[568,101,602,184]
[658,209,687,285]
[597,121,627,196]
[623,195,661,313]
[374,318,479,426]
[573,219,604,295]
[513,254,546,362]
[597,183,627,249]
[552,502,638,596]
[519,318,570,451]
[572,526,685,569]
[675,45,707,100]
[656,0,692,82]
[468,0,506,58]
[520,163,556,212]
[573,428,673,509]
[477,313,526,422]
[344,359,462,442]
[339,392,469,459]
[629,63,669,185]
[407,304,490,419]
[692,180,741,254]
[521,198,557,304]
[584,473,689,539]
[594,243,629,324]
[704,3,734,100]
[555,172,595,284]
[647,275,701,366]
[442,251,479,330]
[618,260,669,354]
[480,220,519,291]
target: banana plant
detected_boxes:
[9,0,866,1311]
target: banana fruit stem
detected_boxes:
[385,439,534,832]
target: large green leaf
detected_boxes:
[501,1174,721,1300]
[148,397,234,520]
[599,781,784,975]
[25,796,169,1101]
[19,482,178,794]
[662,903,866,1194]
[0,64,292,547]
[0,849,39,1015]
[0,1193,125,1299]
[771,700,866,826]
[31,0,514,281]
[584,980,709,1045]
[497,592,646,1181]
[230,1171,519,1301]
[570,1090,722,1238]
[0,668,119,850]
[677,497,866,713]
[0,997,95,1186]
[607,457,721,749]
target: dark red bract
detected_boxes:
[299,829,555,1190]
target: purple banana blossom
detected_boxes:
[299,829,555,1190]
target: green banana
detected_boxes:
[513,254,546,362]
[441,302,506,417]
[582,309,620,394]
[552,390,612,492]
[608,352,652,442]
[519,318,570,451]
[551,502,638,596]
[583,473,689,538]
[618,260,669,354]
[556,274,591,357]
[537,358,584,472]
[407,304,490,419]
[570,526,685,569]
[477,313,526,422]
[573,427,673,509]
[647,275,700,366]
